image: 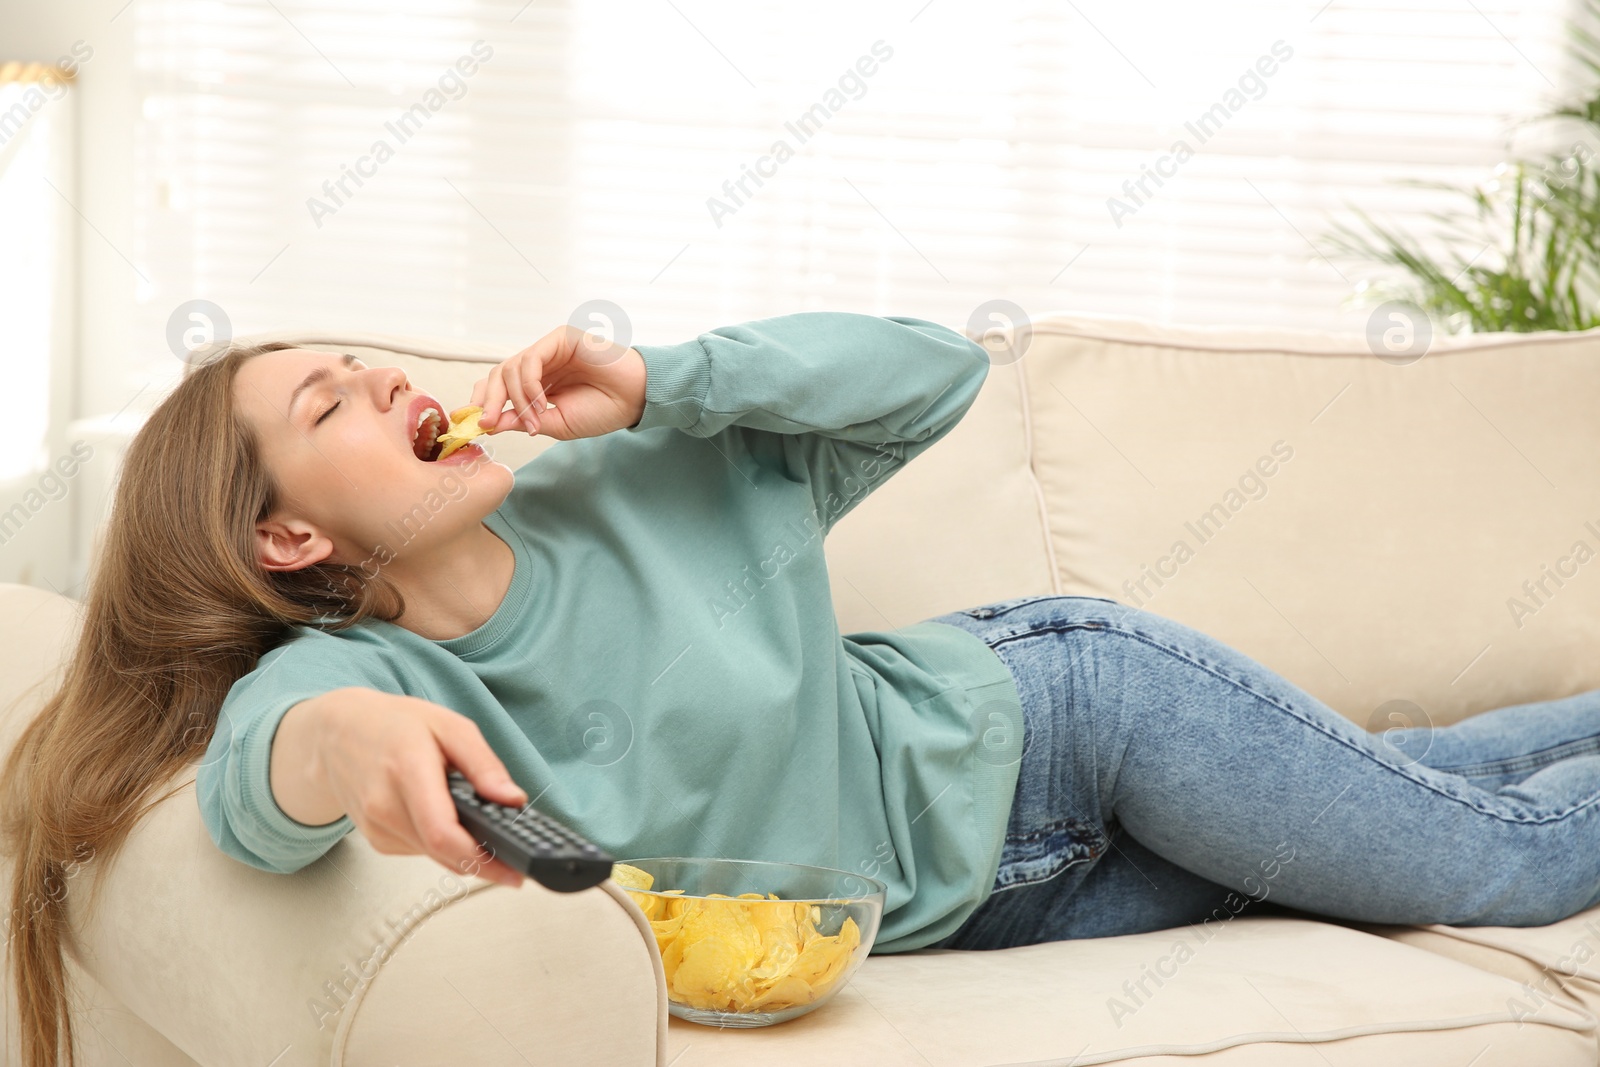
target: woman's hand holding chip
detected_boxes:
[470,324,647,441]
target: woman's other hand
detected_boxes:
[470,324,647,441]
[283,686,531,887]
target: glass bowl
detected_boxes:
[614,856,886,1028]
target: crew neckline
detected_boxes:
[380,510,532,659]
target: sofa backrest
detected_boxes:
[849,312,1600,733]
[235,318,1600,732]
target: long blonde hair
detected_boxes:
[2,341,405,1066]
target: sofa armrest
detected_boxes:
[0,584,665,1067]
[66,773,666,1066]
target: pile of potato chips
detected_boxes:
[611,862,862,1014]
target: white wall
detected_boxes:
[0,0,139,597]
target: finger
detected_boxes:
[403,759,524,887]
[434,714,529,809]
[432,731,532,888]
[378,783,516,884]
[526,382,551,427]
[448,824,526,888]
[501,359,540,436]
[480,364,509,429]
[520,352,552,411]
[349,794,421,856]
[353,816,410,855]
[493,329,563,431]
[465,852,527,887]
[469,377,514,435]
[513,346,549,433]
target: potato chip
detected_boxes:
[615,869,865,1017]
[660,928,688,980]
[673,935,745,1009]
[434,405,487,460]
[749,974,815,1012]
[650,912,686,947]
[611,862,655,891]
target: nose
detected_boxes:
[372,366,407,411]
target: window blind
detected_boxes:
[128,0,1584,369]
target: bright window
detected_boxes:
[129,0,1584,357]
[0,68,68,482]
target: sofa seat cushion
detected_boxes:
[1349,904,1600,1051]
[664,917,1595,1066]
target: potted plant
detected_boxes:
[1321,0,1600,333]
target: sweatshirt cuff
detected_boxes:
[627,338,712,434]
[239,697,353,850]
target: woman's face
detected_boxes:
[233,347,515,571]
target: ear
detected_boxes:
[255,516,336,572]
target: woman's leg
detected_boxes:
[930,596,1600,948]
[1377,687,1600,790]
[933,820,1302,950]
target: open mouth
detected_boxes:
[411,401,448,462]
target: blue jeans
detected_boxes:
[923,595,1600,950]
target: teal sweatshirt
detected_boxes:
[195,311,1025,953]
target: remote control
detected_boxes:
[447,769,615,893]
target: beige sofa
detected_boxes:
[7,310,1600,1065]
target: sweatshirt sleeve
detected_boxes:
[194,631,404,875]
[625,311,989,533]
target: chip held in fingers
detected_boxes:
[433,405,488,460]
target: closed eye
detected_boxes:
[315,399,341,425]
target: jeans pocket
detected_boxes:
[994,817,1109,890]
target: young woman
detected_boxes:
[8,312,1600,1065]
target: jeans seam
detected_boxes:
[1427,735,1600,778]
[988,619,1600,827]
[1007,816,1094,842]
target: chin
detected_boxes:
[380,452,513,527]
[456,459,516,519]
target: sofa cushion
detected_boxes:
[663,916,1596,1065]
[979,313,1600,729]
[1347,908,1600,1054]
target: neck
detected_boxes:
[385,521,516,640]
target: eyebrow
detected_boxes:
[288,352,359,419]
